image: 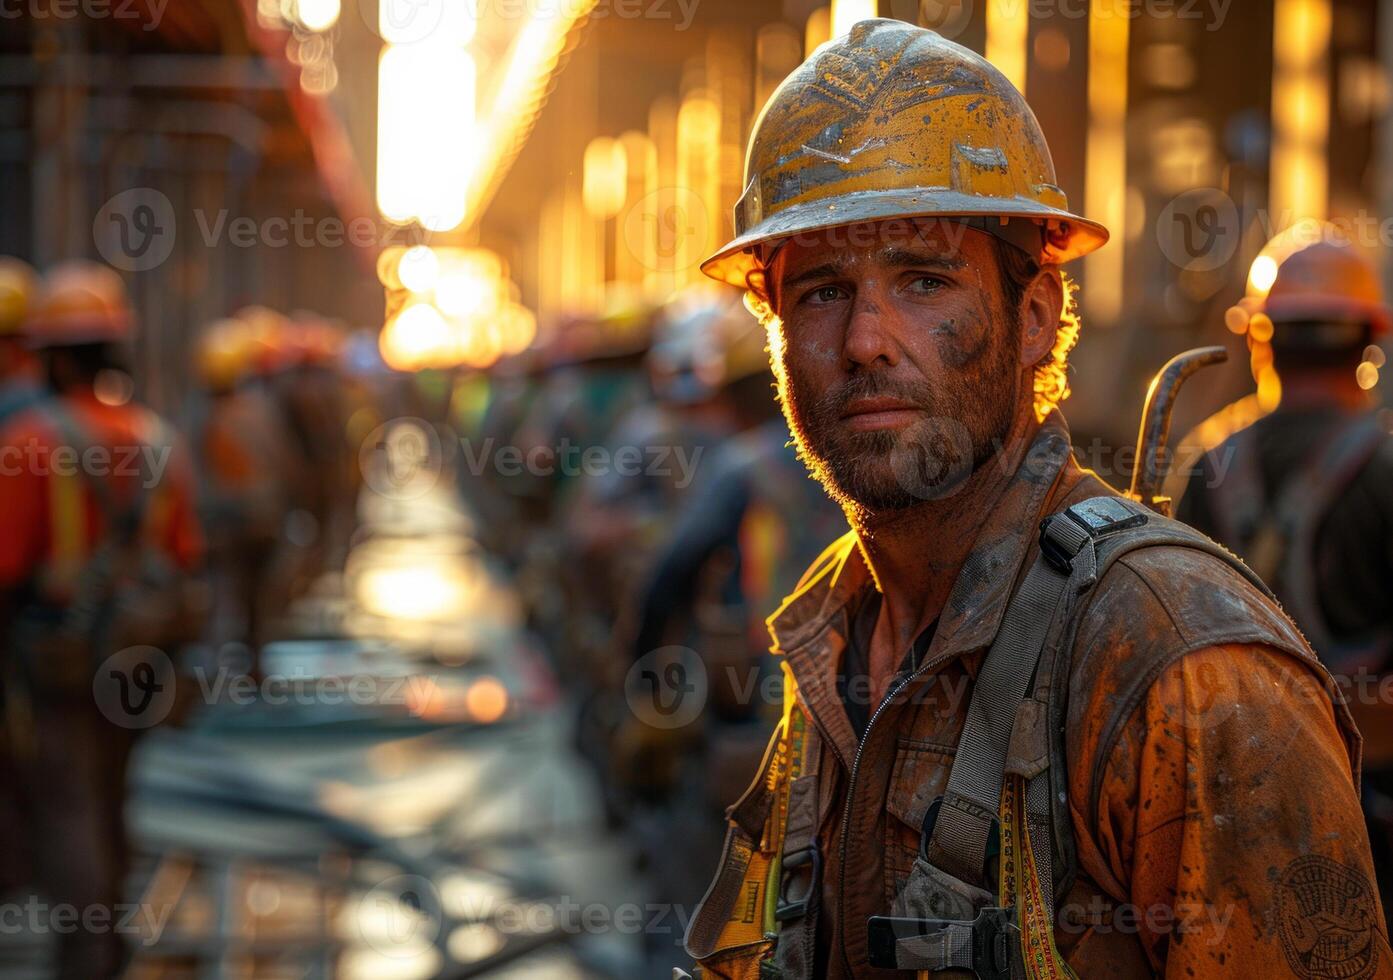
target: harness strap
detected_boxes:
[923,512,1088,887]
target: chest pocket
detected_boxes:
[884,738,956,908]
[686,725,780,978]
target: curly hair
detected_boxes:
[744,235,1082,423]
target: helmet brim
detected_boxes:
[700,187,1109,289]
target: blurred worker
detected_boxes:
[568,294,771,675]
[683,21,1384,979]
[506,306,653,660]
[192,316,298,660]
[0,258,42,896]
[1178,227,1393,930]
[0,260,203,980]
[0,258,43,423]
[619,415,847,972]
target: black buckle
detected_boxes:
[1040,498,1148,574]
[774,844,821,922]
[867,907,1017,979]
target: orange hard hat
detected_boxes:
[233,305,294,375]
[26,260,132,347]
[702,18,1108,288]
[1259,233,1390,336]
[0,257,39,337]
[196,318,256,390]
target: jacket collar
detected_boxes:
[766,413,1077,684]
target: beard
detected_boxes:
[775,315,1021,516]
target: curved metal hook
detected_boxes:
[1127,345,1229,515]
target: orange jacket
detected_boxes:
[688,415,1389,979]
[0,391,202,598]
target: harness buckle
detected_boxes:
[1040,497,1149,574]
[774,843,821,922]
[867,907,1017,979]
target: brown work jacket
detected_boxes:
[689,414,1391,979]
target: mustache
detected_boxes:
[810,372,936,422]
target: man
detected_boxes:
[683,21,1386,980]
[192,315,297,660]
[0,257,43,423]
[1177,227,1393,934]
[0,260,203,980]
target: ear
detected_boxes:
[1020,266,1064,367]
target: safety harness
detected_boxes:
[699,493,1281,980]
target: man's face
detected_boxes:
[767,220,1030,513]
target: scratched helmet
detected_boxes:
[1255,225,1390,339]
[26,260,133,348]
[701,18,1109,289]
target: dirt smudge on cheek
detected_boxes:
[933,307,992,371]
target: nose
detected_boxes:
[842,288,899,370]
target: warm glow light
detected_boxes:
[676,94,721,285]
[582,137,628,219]
[295,0,339,31]
[1085,0,1129,324]
[464,677,509,723]
[1248,312,1275,343]
[379,303,450,372]
[398,246,440,294]
[376,45,474,229]
[378,0,475,45]
[985,0,1028,93]
[829,0,874,40]
[1224,305,1250,334]
[805,7,831,53]
[460,0,597,229]
[357,564,471,621]
[1248,255,1280,295]
[435,250,503,317]
[1257,365,1283,411]
[1270,0,1330,223]
[1357,361,1380,389]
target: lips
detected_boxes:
[840,396,922,430]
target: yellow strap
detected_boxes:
[1000,773,1078,980]
[48,469,84,584]
[762,663,806,934]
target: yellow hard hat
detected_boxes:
[1257,227,1390,336]
[702,18,1109,288]
[0,257,39,336]
[26,260,132,348]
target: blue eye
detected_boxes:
[908,276,943,293]
[807,285,843,304]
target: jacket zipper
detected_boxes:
[835,655,940,976]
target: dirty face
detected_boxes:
[767,220,1042,513]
